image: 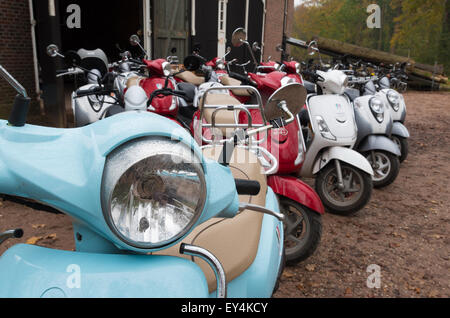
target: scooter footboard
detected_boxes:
[215,187,284,298]
[0,244,209,298]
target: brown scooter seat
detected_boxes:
[220,75,253,97]
[154,146,267,293]
[175,70,205,86]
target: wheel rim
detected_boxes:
[320,165,364,207]
[367,152,391,182]
[280,201,309,254]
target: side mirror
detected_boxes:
[46,44,63,58]
[129,34,141,46]
[231,28,247,48]
[265,83,306,122]
[183,55,202,71]
[307,41,319,56]
[252,42,261,52]
[171,47,177,55]
[275,44,284,53]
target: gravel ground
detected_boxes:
[0,91,449,298]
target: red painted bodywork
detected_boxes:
[139,58,178,117]
[267,175,325,214]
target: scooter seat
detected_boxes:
[175,70,205,86]
[155,146,267,293]
[200,93,243,138]
[220,75,252,96]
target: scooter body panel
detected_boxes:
[0,112,240,254]
[352,95,394,148]
[209,187,284,298]
[267,175,325,215]
[307,94,358,141]
[391,121,410,138]
[357,135,401,156]
[377,89,407,123]
[72,84,117,127]
[311,146,374,176]
[0,244,209,298]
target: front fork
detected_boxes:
[335,160,345,191]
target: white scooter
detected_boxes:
[299,67,374,215]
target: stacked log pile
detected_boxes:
[286,36,448,91]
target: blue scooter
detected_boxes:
[0,64,304,298]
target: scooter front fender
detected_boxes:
[392,122,410,138]
[0,244,209,298]
[313,146,374,176]
[267,175,325,215]
[358,135,401,156]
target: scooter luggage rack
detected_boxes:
[199,85,279,175]
[198,85,268,145]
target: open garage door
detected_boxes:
[152,0,190,61]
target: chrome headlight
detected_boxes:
[216,59,225,70]
[369,97,384,123]
[102,137,206,250]
[387,90,400,111]
[162,61,172,77]
[295,63,301,75]
[315,116,336,141]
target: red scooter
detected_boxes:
[185,49,324,264]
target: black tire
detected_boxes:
[391,135,409,163]
[366,151,400,188]
[279,197,322,266]
[315,162,373,216]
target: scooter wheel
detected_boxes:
[391,136,409,163]
[279,197,322,266]
[366,151,400,189]
[315,163,373,216]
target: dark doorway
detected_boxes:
[192,0,219,60]
[58,0,142,62]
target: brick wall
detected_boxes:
[0,0,36,118]
[263,0,294,61]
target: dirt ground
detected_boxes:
[0,91,449,298]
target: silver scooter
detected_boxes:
[345,77,401,188]
[376,76,410,163]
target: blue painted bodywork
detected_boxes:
[0,111,282,298]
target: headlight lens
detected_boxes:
[315,116,336,141]
[295,63,301,75]
[216,59,225,70]
[387,90,400,111]
[162,61,172,77]
[369,97,384,123]
[102,137,206,250]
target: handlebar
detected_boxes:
[235,179,261,196]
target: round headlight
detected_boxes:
[162,61,172,77]
[369,97,384,123]
[295,63,301,74]
[387,90,400,111]
[216,59,225,70]
[102,137,206,250]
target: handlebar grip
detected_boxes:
[76,86,102,95]
[228,72,257,87]
[56,69,69,75]
[235,179,261,196]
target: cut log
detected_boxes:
[314,37,416,70]
[414,62,444,75]
[411,68,448,84]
